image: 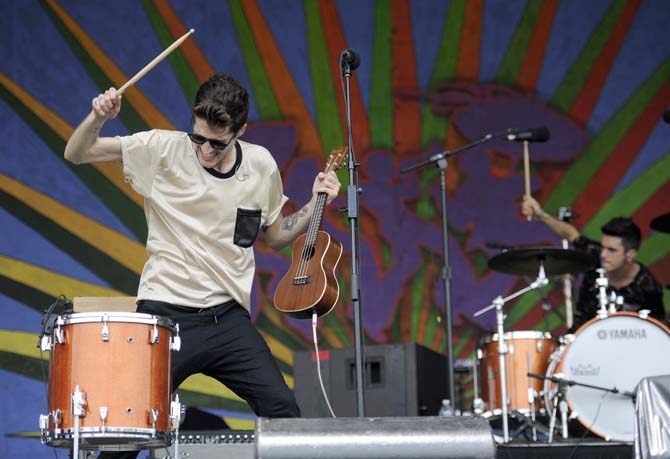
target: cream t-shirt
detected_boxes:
[120,130,288,310]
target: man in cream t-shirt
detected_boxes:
[65,72,341,458]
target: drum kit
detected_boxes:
[38,311,184,458]
[473,238,670,444]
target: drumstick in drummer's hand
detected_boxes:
[118,29,195,95]
[523,140,531,221]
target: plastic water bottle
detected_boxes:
[438,399,453,417]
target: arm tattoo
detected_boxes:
[281,206,309,231]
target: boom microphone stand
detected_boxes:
[340,48,366,417]
[402,133,495,412]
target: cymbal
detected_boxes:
[488,246,597,276]
[650,213,670,233]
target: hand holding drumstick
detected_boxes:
[90,29,195,121]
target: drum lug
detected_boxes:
[100,406,108,433]
[54,323,64,345]
[72,385,87,417]
[101,314,110,341]
[170,394,183,429]
[39,413,50,444]
[151,324,160,344]
[639,309,650,319]
[39,335,52,352]
[150,408,159,437]
[476,348,483,360]
[171,324,181,351]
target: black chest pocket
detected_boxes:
[234,208,262,248]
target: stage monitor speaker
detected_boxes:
[294,342,448,417]
[149,431,254,459]
[256,416,495,459]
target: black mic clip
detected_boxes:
[506,126,550,143]
[340,48,360,72]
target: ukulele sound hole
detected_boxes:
[300,245,316,261]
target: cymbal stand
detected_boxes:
[527,352,538,441]
[474,263,548,443]
[558,206,574,329]
[595,268,609,318]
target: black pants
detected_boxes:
[98,300,300,459]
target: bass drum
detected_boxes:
[544,311,670,442]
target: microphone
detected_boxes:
[340,48,361,71]
[663,107,670,124]
[506,126,550,142]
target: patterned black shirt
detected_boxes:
[571,236,665,331]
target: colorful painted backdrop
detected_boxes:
[2,0,669,457]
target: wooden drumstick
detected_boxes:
[117,29,195,95]
[523,140,531,221]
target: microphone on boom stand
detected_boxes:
[339,47,366,417]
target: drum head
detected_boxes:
[560,313,670,441]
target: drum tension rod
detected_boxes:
[100,406,108,433]
[101,314,110,341]
[151,324,160,344]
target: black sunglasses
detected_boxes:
[188,133,231,151]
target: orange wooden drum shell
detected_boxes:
[479,332,556,412]
[47,320,172,432]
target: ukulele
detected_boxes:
[273,148,346,319]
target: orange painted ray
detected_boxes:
[391,0,421,156]
[455,0,483,81]
[517,0,559,92]
[241,0,322,155]
[569,0,641,124]
[45,0,174,129]
[318,0,371,158]
[571,84,669,222]
[152,0,215,83]
[0,73,142,207]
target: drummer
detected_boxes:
[521,195,665,331]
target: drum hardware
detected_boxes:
[101,313,110,341]
[72,385,87,459]
[474,262,549,443]
[100,406,108,433]
[558,206,575,329]
[170,394,183,459]
[152,323,160,344]
[540,311,670,442]
[40,312,181,451]
[530,369,636,441]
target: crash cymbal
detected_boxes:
[488,246,597,276]
[650,213,670,233]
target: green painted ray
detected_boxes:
[495,0,543,85]
[0,190,139,294]
[141,0,200,104]
[304,0,345,154]
[583,155,670,238]
[420,0,465,149]
[228,0,282,120]
[41,0,150,134]
[369,0,393,149]
[0,276,55,314]
[544,60,670,213]
[453,327,476,357]
[548,0,629,112]
[0,85,147,241]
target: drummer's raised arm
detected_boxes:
[64,88,122,165]
[521,195,580,243]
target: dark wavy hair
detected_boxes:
[192,72,249,133]
[601,217,641,251]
